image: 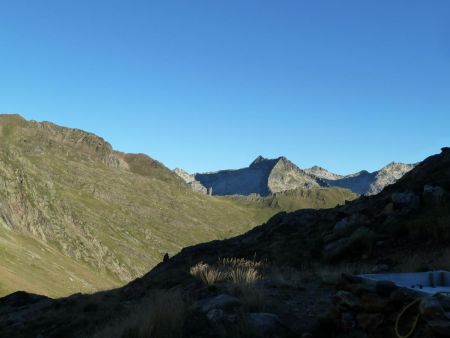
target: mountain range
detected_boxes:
[175,156,415,197]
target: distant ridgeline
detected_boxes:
[175,155,415,196]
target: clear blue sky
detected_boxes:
[1,1,449,174]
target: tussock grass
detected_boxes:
[190,258,264,286]
[190,262,224,286]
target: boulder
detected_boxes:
[391,192,420,209]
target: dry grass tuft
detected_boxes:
[190,262,224,286]
[190,258,264,286]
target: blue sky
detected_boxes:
[1,1,449,174]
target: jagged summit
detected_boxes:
[195,155,321,196]
[250,155,268,166]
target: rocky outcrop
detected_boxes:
[195,156,321,196]
[174,168,207,194]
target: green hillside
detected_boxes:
[228,187,357,212]
[0,114,356,297]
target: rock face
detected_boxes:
[174,168,207,194]
[195,156,321,196]
[313,162,416,196]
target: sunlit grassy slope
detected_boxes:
[0,114,356,297]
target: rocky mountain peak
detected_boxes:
[249,155,269,167]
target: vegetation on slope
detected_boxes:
[0,114,355,297]
[228,187,357,212]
